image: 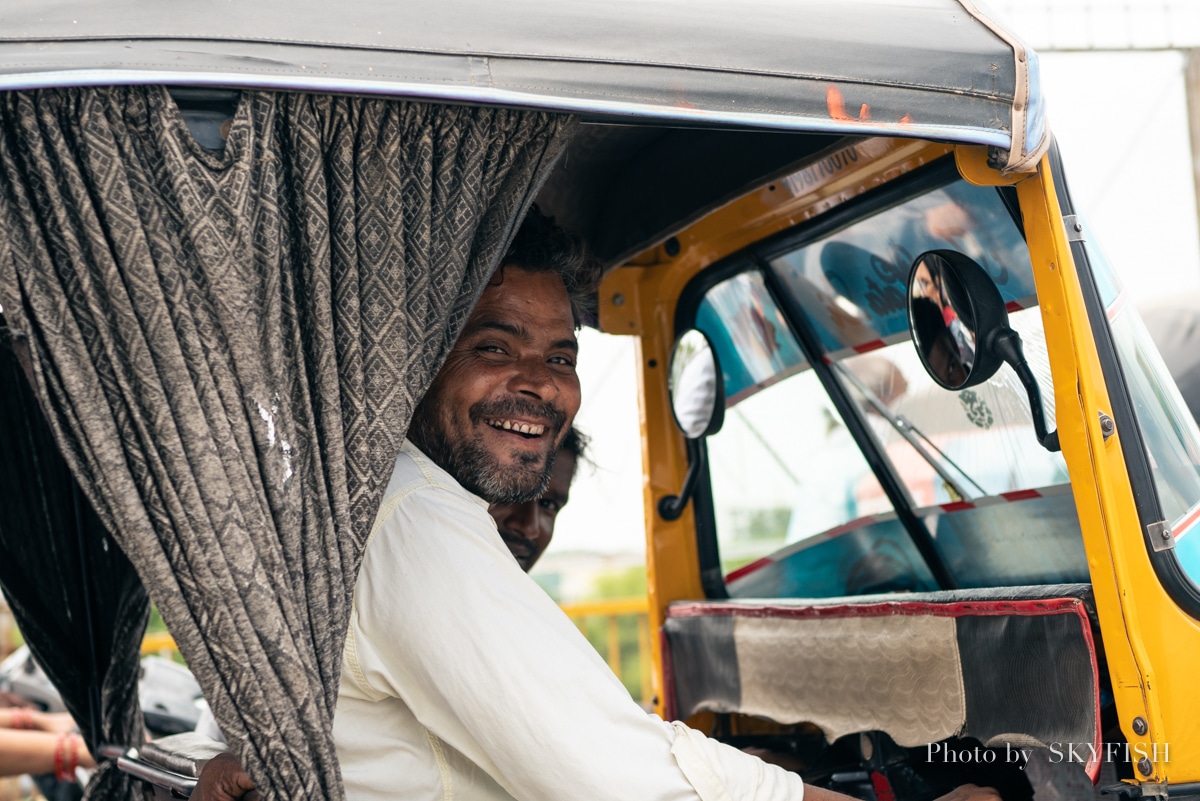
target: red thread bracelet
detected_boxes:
[53,732,77,782]
[10,707,34,730]
[53,733,66,780]
[67,734,79,779]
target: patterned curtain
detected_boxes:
[0,86,572,799]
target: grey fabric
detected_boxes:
[0,85,572,799]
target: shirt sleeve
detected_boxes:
[346,483,805,801]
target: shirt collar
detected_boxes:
[402,439,492,511]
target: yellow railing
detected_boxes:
[141,631,178,655]
[141,597,655,703]
[559,597,652,705]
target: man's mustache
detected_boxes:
[469,397,567,439]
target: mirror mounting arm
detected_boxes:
[658,439,707,521]
[989,328,1061,452]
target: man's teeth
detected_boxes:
[486,419,545,436]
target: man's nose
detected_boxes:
[508,355,557,400]
[504,502,541,541]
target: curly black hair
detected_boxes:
[560,426,589,463]
[498,205,599,327]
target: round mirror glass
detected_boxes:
[669,329,723,439]
[908,252,980,390]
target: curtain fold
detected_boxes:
[0,332,148,800]
[0,85,572,800]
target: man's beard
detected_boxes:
[408,396,566,504]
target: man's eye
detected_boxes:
[548,355,576,368]
[539,499,561,513]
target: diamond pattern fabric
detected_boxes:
[0,85,571,800]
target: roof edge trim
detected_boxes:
[955,0,1049,173]
[0,69,1014,149]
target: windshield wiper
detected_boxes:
[832,362,986,501]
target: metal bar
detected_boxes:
[758,259,957,589]
[0,69,1015,150]
[636,615,652,705]
[559,597,649,618]
[117,755,198,797]
[605,616,621,675]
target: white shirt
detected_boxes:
[334,440,805,801]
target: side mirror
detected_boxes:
[668,329,725,439]
[907,251,1006,390]
[907,251,1059,452]
[660,329,724,521]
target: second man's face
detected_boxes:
[491,449,577,572]
[409,267,581,505]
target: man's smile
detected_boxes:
[484,418,547,438]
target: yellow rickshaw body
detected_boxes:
[602,141,1200,787]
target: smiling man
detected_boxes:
[405,264,581,508]
[197,209,998,801]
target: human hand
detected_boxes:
[934,784,1002,801]
[194,752,260,801]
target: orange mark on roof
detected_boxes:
[828,85,913,126]
[826,85,853,121]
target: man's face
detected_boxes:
[409,267,581,504]
[491,449,577,572]
[914,263,942,306]
[928,331,968,388]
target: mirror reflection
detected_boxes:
[669,329,721,439]
[909,253,978,389]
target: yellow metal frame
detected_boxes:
[1000,150,1200,785]
[601,136,1200,784]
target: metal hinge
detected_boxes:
[1064,215,1085,242]
[1147,520,1176,552]
[1101,781,1169,800]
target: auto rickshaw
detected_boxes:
[0,1,1197,799]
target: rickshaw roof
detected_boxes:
[0,0,1047,167]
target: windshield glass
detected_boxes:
[1084,226,1200,582]
[692,169,1087,598]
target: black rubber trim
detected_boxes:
[689,438,728,599]
[1046,142,1200,618]
[997,185,1025,237]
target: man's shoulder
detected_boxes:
[375,440,491,524]
[388,440,453,493]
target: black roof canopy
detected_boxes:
[0,0,1047,166]
[0,0,1050,267]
